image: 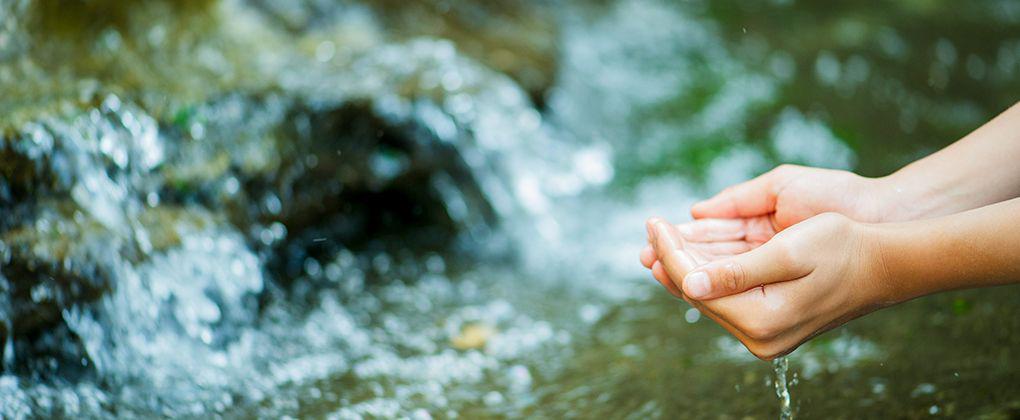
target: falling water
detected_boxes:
[5,0,1020,417]
[773,357,793,420]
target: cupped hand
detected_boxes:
[693,164,891,232]
[639,217,774,298]
[644,213,891,359]
[642,164,891,278]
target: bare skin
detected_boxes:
[642,102,1020,277]
[640,102,1020,359]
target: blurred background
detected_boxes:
[1,0,1020,417]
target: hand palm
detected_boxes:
[641,217,774,297]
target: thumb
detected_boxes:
[681,239,810,300]
[690,167,787,219]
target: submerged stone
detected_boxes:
[451,323,496,351]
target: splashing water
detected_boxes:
[6,0,1020,418]
[773,357,793,420]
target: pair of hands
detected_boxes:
[639,164,900,359]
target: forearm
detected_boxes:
[870,197,1020,304]
[877,101,1020,221]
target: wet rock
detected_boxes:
[249,0,559,104]
[367,0,559,104]
[0,1,591,409]
[0,201,226,335]
[0,95,163,233]
[0,97,169,342]
[11,322,95,381]
[0,200,257,376]
[0,66,516,345]
[0,203,124,337]
[158,92,498,283]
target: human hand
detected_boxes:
[639,218,773,298]
[641,164,892,280]
[644,213,891,359]
[692,164,892,234]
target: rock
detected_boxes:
[0,0,581,394]
[247,0,558,104]
[366,0,559,104]
[0,203,124,337]
[451,323,496,350]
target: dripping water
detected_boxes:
[773,356,793,420]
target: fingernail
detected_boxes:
[647,221,657,242]
[684,271,711,299]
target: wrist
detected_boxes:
[870,171,937,222]
[858,221,914,307]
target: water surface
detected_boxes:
[2,0,1020,418]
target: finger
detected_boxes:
[640,245,657,268]
[743,215,779,244]
[646,217,664,244]
[690,168,787,219]
[652,220,700,292]
[651,261,683,298]
[681,239,811,300]
[683,240,754,258]
[675,219,746,242]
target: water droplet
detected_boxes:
[684,308,701,323]
[315,41,335,62]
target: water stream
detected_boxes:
[3,0,1020,418]
[773,357,793,420]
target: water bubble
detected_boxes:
[223,177,240,196]
[315,41,336,62]
[877,27,908,59]
[369,151,408,180]
[966,55,987,80]
[507,365,532,392]
[189,123,206,140]
[482,391,504,406]
[425,254,446,273]
[101,95,122,112]
[264,195,283,215]
[324,263,343,282]
[441,70,463,91]
[769,51,796,80]
[304,154,319,168]
[814,51,841,85]
[372,254,392,274]
[912,383,936,397]
[935,38,957,66]
[573,146,613,186]
[870,379,887,395]
[304,258,322,277]
[97,28,122,52]
[684,308,701,323]
[147,25,166,46]
[579,304,603,324]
